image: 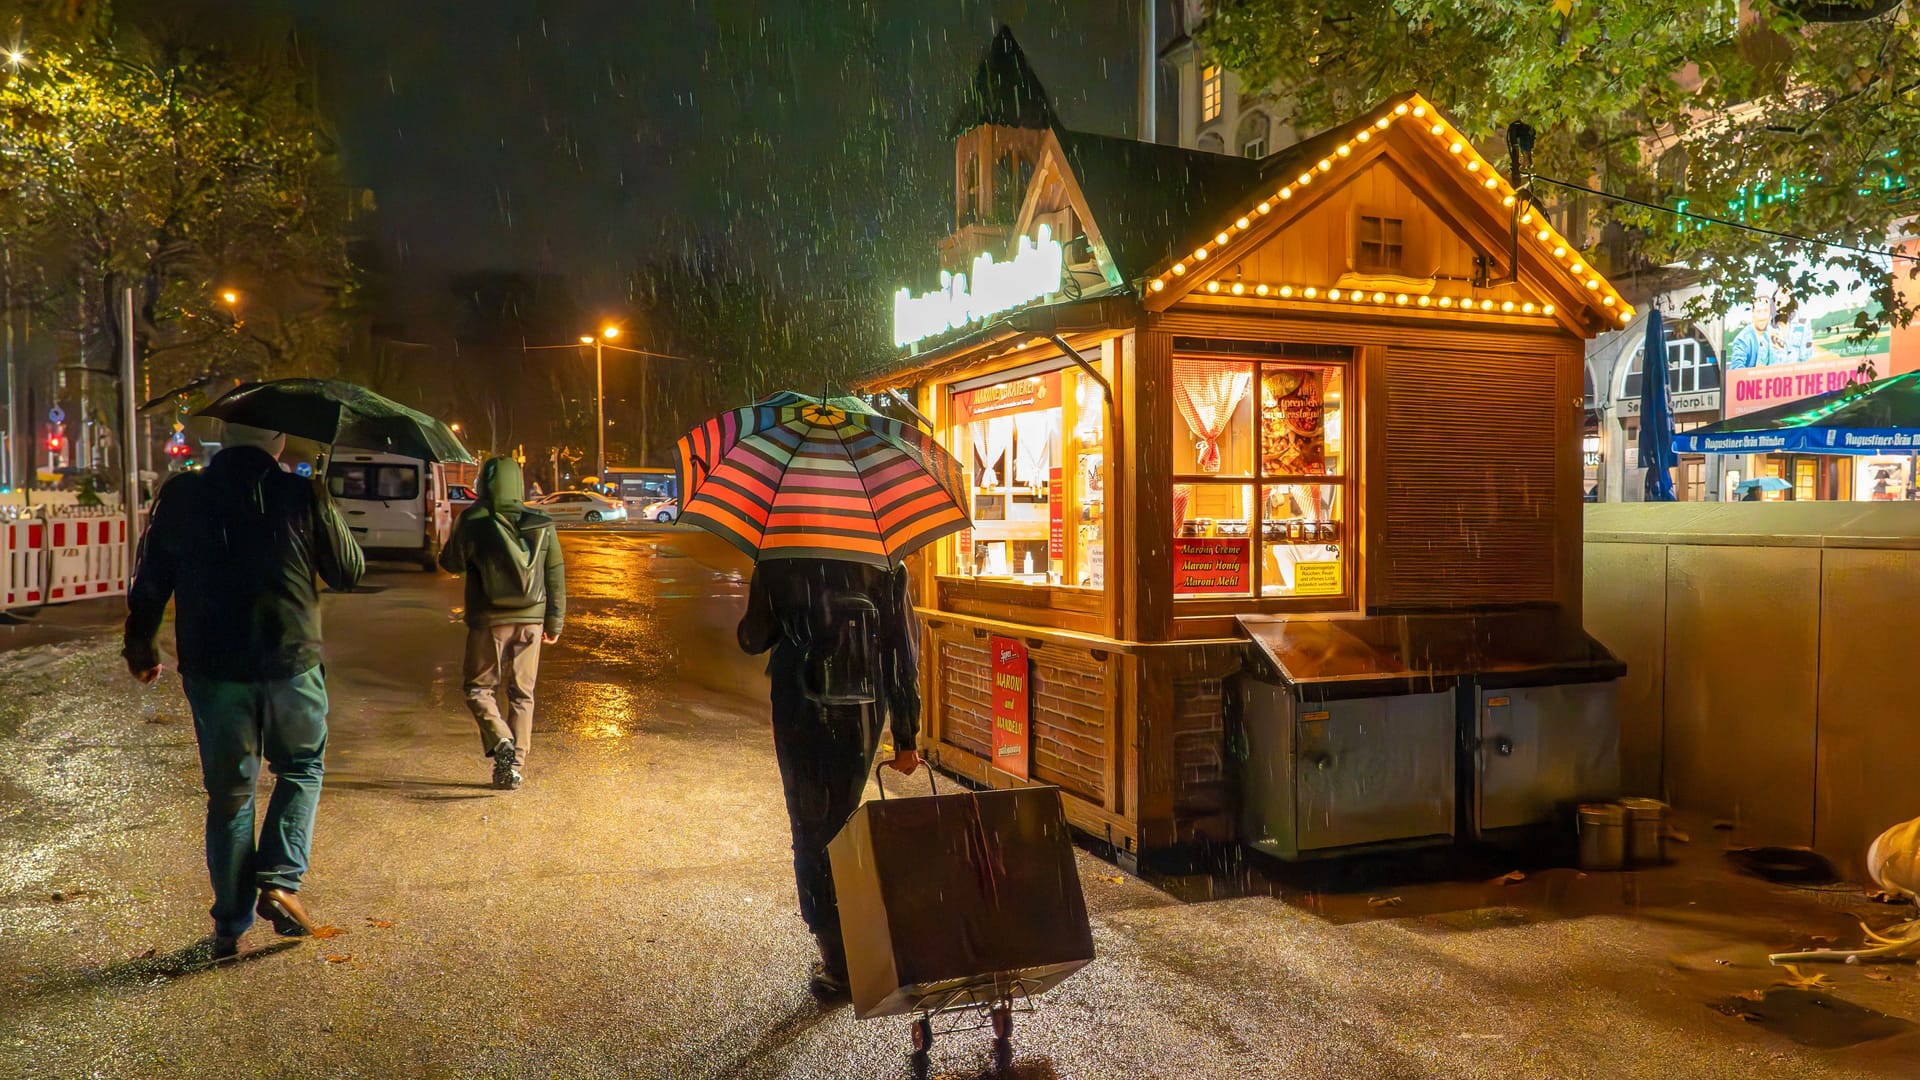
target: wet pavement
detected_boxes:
[4,527,1920,1078]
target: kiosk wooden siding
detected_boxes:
[870,65,1626,859]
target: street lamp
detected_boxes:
[220,289,238,306]
[523,326,692,482]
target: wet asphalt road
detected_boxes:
[4,528,1919,1079]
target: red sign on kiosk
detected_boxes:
[1047,466,1065,560]
[1173,537,1251,594]
[989,636,1031,780]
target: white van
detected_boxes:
[325,449,442,570]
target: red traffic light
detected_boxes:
[45,434,63,452]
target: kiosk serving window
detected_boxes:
[949,362,1107,589]
[1171,342,1350,600]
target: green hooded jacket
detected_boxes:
[439,457,566,634]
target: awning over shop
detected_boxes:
[1674,371,1920,456]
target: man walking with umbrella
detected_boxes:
[123,422,364,959]
[679,394,968,996]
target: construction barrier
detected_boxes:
[1,508,135,612]
[46,515,129,603]
[2,519,48,610]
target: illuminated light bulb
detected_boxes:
[1328,289,1342,301]
[1216,232,1230,245]
[1279,187,1293,199]
[1372,291,1386,303]
[1481,299,1496,311]
[1586,278,1601,290]
[1255,283,1269,296]
[1620,310,1632,321]
[1150,279,1165,292]
[1467,160,1480,172]
[1236,216,1250,229]
[1194,248,1209,261]
[1412,105,1426,117]
[1543,304,1556,315]
[1395,294,1409,305]
[1522,302,1536,313]
[1318,158,1333,172]
[1502,194,1516,206]
[1356,130,1371,143]
[1501,300,1515,312]
[1430,123,1445,136]
[1298,173,1312,185]
[1230,281,1246,295]
[1602,295,1616,307]
[1520,211,1533,224]
[1449,141,1463,154]
[1570,261,1583,273]
[1552,245,1566,257]
[1303,286,1317,298]
[1173,262,1186,275]
[1538,230,1552,242]
[1394,103,1410,115]
[1376,118,1390,129]
[1206,280,1221,293]
[1336,144,1352,157]
[1484,177,1499,189]
[1279,285,1293,297]
[1257,202,1271,214]
[1417,295,1432,307]
[1438,296,1454,308]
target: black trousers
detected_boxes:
[768,655,883,946]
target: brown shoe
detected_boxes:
[256,887,317,938]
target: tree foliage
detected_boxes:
[0,2,356,397]
[1200,0,1920,328]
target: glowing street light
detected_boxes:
[5,50,24,68]
[601,325,620,340]
[220,290,239,305]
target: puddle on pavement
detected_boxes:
[1709,987,1915,1048]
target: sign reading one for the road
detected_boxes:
[989,635,1030,781]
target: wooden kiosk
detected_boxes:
[863,32,1632,863]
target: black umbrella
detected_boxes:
[198,378,474,464]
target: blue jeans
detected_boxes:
[182,667,329,938]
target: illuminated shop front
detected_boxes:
[868,32,1631,858]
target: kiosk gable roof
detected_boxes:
[1134,93,1634,333]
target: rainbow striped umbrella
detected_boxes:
[675,392,970,567]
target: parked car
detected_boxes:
[641,499,680,524]
[326,449,439,570]
[528,490,628,523]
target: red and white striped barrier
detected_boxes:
[3,519,49,610]
[46,516,129,603]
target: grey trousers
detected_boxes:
[463,624,543,759]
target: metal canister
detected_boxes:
[1577,803,1626,870]
[1619,797,1668,866]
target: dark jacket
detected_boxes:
[737,559,921,750]
[438,457,565,635]
[124,445,365,681]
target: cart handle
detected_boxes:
[874,756,939,800]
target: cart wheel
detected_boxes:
[991,1005,1013,1074]
[910,1016,934,1053]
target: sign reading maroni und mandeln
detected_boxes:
[893,225,1064,347]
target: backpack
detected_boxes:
[802,591,881,706]
[471,514,549,609]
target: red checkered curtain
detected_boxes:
[1172,360,1252,473]
[1173,483,1194,529]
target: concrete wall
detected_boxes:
[1584,502,1920,876]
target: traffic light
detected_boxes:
[45,431,63,454]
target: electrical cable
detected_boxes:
[1530,174,1920,263]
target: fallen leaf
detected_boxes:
[1098,875,1123,884]
[324,954,352,964]
[310,925,344,940]
[1775,964,1836,991]
[1865,970,1893,981]
[1489,871,1526,886]
[1665,827,1691,844]
[364,918,394,928]
[1367,895,1404,908]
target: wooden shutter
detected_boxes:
[1380,348,1558,606]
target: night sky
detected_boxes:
[162,1,1148,316]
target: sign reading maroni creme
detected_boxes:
[893,225,1064,347]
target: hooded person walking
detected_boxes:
[438,457,565,789]
[123,422,365,960]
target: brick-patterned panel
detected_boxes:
[938,638,993,759]
[1171,676,1228,815]
[1029,649,1109,802]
